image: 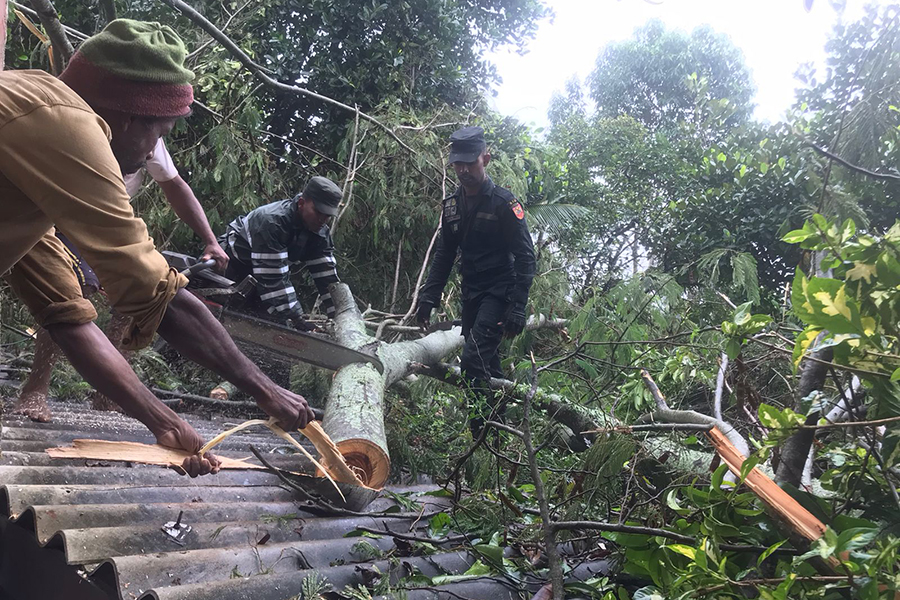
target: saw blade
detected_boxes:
[221,310,384,374]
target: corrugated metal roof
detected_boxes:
[1,397,606,600]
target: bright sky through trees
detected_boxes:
[488,0,888,127]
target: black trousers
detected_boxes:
[460,291,508,382]
[460,290,510,432]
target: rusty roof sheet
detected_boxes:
[1,398,606,600]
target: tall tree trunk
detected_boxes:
[776,252,834,487]
[775,344,832,487]
[98,0,116,26]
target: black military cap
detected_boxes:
[302,176,342,216]
[448,126,486,164]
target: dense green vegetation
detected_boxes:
[3,1,900,598]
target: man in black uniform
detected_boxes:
[417,126,536,431]
[219,177,342,329]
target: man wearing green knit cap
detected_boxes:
[0,19,316,477]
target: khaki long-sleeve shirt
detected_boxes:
[0,70,187,348]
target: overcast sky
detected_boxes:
[487,0,884,128]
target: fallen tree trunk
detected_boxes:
[413,361,600,450]
[321,283,568,490]
[321,284,393,489]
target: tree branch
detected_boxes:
[638,369,751,481]
[331,105,361,237]
[9,1,87,41]
[151,386,325,420]
[98,0,116,25]
[523,354,565,600]
[352,526,467,545]
[27,0,73,73]
[160,0,420,157]
[552,521,798,555]
[1,0,8,71]
[804,136,900,182]
[400,160,447,326]
[583,423,714,434]
[414,362,600,450]
[713,353,729,421]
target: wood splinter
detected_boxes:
[48,419,378,502]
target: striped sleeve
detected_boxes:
[249,244,304,323]
[303,242,339,318]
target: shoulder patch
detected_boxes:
[509,198,525,220]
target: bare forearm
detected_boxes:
[159,176,217,245]
[46,321,180,436]
[156,289,274,396]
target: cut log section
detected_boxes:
[322,284,391,489]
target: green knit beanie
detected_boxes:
[77,19,193,84]
[60,19,195,117]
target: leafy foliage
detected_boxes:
[4,4,900,600]
[589,20,755,135]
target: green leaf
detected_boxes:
[892,367,900,382]
[464,560,493,576]
[428,512,452,537]
[423,488,454,498]
[710,463,729,489]
[757,540,787,567]
[758,403,804,430]
[633,586,665,600]
[812,213,830,232]
[733,301,753,326]
[344,529,383,539]
[745,314,772,335]
[725,337,742,360]
[507,485,527,503]
[792,326,822,371]
[835,527,877,553]
[759,162,769,174]
[473,544,504,568]
[804,278,867,336]
[840,218,856,242]
[876,251,900,287]
[739,454,760,483]
[666,544,697,560]
[783,229,814,244]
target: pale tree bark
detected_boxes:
[639,369,750,484]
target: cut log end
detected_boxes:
[335,438,390,489]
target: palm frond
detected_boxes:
[526,203,591,232]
